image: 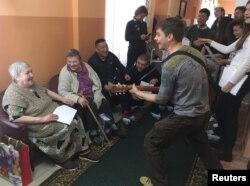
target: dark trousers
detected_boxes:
[98,98,115,123]
[215,76,250,153]
[75,98,114,131]
[127,94,160,113]
[102,90,130,112]
[144,112,223,186]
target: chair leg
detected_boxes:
[29,143,35,172]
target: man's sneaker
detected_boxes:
[122,118,131,126]
[209,116,216,122]
[209,116,219,129]
[56,160,79,170]
[122,111,132,126]
[90,134,104,146]
[206,129,214,135]
[129,115,136,122]
[207,133,221,142]
[79,151,100,162]
[166,106,174,112]
[139,176,153,186]
[150,112,161,120]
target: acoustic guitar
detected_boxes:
[110,84,159,94]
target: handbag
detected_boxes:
[0,135,32,186]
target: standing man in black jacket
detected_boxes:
[125,5,149,70]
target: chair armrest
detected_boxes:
[0,112,28,143]
[0,90,27,130]
[0,116,26,129]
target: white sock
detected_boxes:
[111,124,118,130]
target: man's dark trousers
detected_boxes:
[144,112,223,186]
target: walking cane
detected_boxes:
[86,103,112,147]
[77,91,111,146]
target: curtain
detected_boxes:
[105,0,146,66]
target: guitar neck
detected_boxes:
[131,85,159,92]
[110,84,159,94]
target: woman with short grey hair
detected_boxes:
[8,61,30,82]
[2,61,99,170]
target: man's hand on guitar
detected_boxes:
[104,82,114,92]
[129,84,139,94]
[129,84,140,99]
[132,93,140,100]
[110,84,159,94]
[149,79,158,85]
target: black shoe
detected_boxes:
[219,151,232,162]
[105,130,112,140]
[79,151,100,162]
[150,112,161,120]
[90,134,104,146]
[113,129,127,138]
[56,160,79,170]
[209,139,221,150]
[247,160,250,170]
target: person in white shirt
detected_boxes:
[199,1,250,162]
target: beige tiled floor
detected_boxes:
[29,160,60,186]
[0,159,59,186]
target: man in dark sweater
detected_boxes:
[88,38,132,125]
[186,8,212,51]
[211,7,225,31]
[88,38,126,89]
[125,54,161,119]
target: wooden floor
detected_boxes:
[221,146,249,170]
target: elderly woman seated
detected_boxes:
[58,49,125,145]
[2,61,99,170]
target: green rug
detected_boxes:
[186,157,207,186]
[40,114,207,186]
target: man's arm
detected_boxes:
[130,62,173,105]
[47,89,74,106]
[129,84,157,102]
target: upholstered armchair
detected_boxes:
[0,90,35,171]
